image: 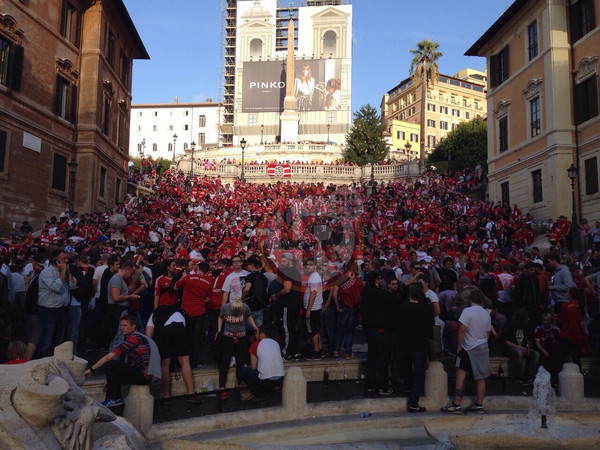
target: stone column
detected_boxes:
[424,361,447,408]
[558,362,584,403]
[282,366,307,419]
[124,385,154,435]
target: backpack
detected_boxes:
[246,271,268,311]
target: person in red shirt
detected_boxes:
[552,287,585,385]
[154,259,179,309]
[175,261,212,367]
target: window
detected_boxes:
[99,167,106,198]
[574,74,598,124]
[427,119,436,128]
[474,101,480,110]
[137,111,142,117]
[153,143,157,152]
[168,143,173,152]
[528,21,538,60]
[438,93,445,102]
[427,103,436,112]
[153,111,158,117]
[328,113,335,124]
[397,130,405,140]
[119,48,129,85]
[102,96,110,136]
[168,125,173,131]
[440,106,448,114]
[410,133,418,142]
[452,123,458,131]
[501,182,510,205]
[185,110,189,116]
[106,29,115,68]
[530,96,541,137]
[499,116,508,152]
[323,30,337,56]
[452,109,460,117]
[427,135,436,147]
[152,125,157,131]
[0,35,24,90]
[115,178,121,205]
[199,115,206,127]
[118,112,126,149]
[136,125,141,132]
[440,121,448,130]
[585,157,599,194]
[427,91,433,99]
[408,107,415,116]
[465,112,470,119]
[400,112,406,120]
[0,129,7,173]
[532,169,543,203]
[184,124,189,131]
[249,38,263,60]
[52,153,67,191]
[451,96,457,105]
[249,114,257,126]
[198,132,205,144]
[60,1,82,47]
[463,98,469,107]
[54,75,78,123]
[570,0,596,43]
[490,45,509,87]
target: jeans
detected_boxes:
[105,359,150,400]
[366,329,391,390]
[335,306,355,356]
[219,335,248,388]
[506,346,540,381]
[187,314,205,368]
[36,306,67,358]
[67,305,82,355]
[282,303,301,357]
[322,306,337,353]
[403,350,427,407]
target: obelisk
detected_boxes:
[280,17,299,144]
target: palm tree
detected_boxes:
[409,39,442,167]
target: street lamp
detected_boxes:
[240,137,246,183]
[260,124,264,145]
[67,158,78,214]
[172,133,178,163]
[190,141,196,178]
[327,123,330,144]
[405,141,412,160]
[567,163,578,225]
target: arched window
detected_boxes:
[323,30,337,56]
[249,38,263,60]
[198,115,206,127]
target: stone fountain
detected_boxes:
[424,366,600,449]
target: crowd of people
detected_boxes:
[1,166,599,411]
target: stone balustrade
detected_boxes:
[177,161,422,184]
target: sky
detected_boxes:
[122,0,515,113]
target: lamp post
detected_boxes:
[240,137,246,183]
[67,158,78,214]
[368,141,375,187]
[327,123,330,143]
[567,163,578,225]
[260,124,264,145]
[172,133,178,163]
[190,141,196,178]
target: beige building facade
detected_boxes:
[381,69,487,160]
[467,0,600,221]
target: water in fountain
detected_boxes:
[527,366,556,431]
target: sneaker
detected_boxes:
[320,351,326,359]
[378,387,393,396]
[464,403,484,414]
[332,351,340,358]
[101,398,124,407]
[220,390,229,400]
[307,352,321,360]
[292,353,301,361]
[282,354,293,362]
[229,356,236,367]
[407,405,427,413]
[440,402,463,414]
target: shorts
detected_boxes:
[306,309,321,336]
[157,322,190,359]
[456,344,489,380]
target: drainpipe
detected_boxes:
[569,10,582,222]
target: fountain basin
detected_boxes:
[425,413,600,449]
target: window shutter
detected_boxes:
[8,44,24,91]
[0,129,7,173]
[74,10,82,48]
[69,84,78,124]
[503,45,509,80]
[585,157,599,195]
[589,74,598,119]
[490,54,498,88]
[54,75,63,116]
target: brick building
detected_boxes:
[0,0,148,231]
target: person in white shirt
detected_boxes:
[303,259,323,359]
[221,255,248,305]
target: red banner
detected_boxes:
[267,164,291,177]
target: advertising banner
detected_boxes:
[242,59,341,113]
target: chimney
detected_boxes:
[174,96,179,104]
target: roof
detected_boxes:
[465,0,529,56]
[114,0,150,60]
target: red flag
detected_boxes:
[267,164,291,177]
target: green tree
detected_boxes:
[344,104,388,166]
[427,119,487,171]
[409,39,443,167]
